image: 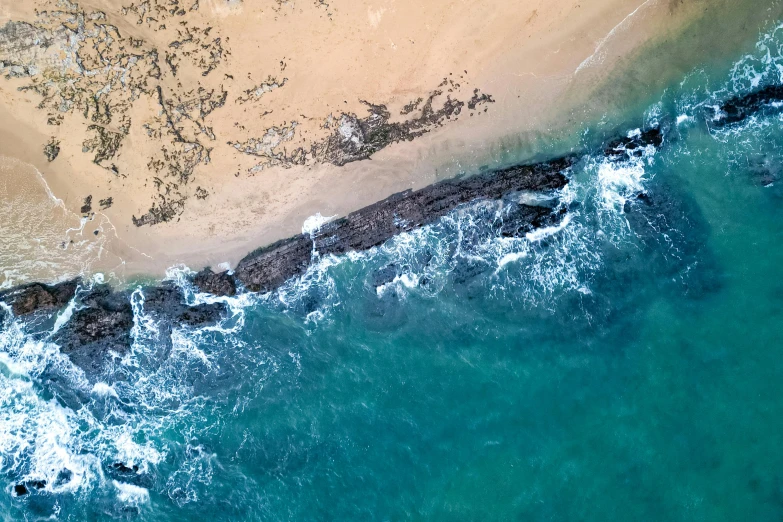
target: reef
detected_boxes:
[1,123,673,375]
[710,84,783,127]
[231,155,573,292]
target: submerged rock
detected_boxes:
[604,127,664,159]
[53,283,227,375]
[711,84,783,127]
[0,279,79,316]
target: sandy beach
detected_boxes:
[0,0,750,285]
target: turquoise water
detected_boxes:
[5,14,783,522]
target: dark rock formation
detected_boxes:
[320,96,465,166]
[106,462,154,489]
[0,280,79,317]
[43,139,60,162]
[234,156,573,292]
[52,283,227,374]
[194,268,236,296]
[3,123,686,374]
[711,84,783,127]
[54,285,134,373]
[142,284,227,326]
[371,264,401,287]
[604,127,664,159]
[13,480,46,496]
[80,195,92,215]
[498,205,565,238]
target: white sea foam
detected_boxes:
[114,480,150,504]
[302,212,336,235]
[91,382,119,399]
[526,214,573,242]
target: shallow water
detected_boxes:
[0,157,114,289]
[4,9,783,522]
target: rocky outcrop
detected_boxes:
[55,285,135,373]
[604,127,664,159]
[710,84,783,127]
[0,280,79,316]
[194,268,236,296]
[51,283,227,374]
[2,122,683,374]
[233,155,573,292]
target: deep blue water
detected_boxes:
[4,11,783,522]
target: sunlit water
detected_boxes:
[4,14,783,522]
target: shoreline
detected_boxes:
[0,0,774,286]
[0,78,777,373]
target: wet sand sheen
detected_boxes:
[0,156,122,288]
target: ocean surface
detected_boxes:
[4,10,783,522]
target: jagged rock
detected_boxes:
[235,156,573,292]
[13,480,46,496]
[142,284,227,326]
[0,280,79,316]
[194,268,236,296]
[52,283,226,374]
[711,84,783,127]
[54,286,134,373]
[53,469,73,487]
[604,127,664,159]
[43,139,60,162]
[106,462,154,488]
[498,204,564,238]
[371,264,400,287]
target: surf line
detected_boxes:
[574,0,655,75]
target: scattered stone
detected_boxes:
[81,195,93,214]
[236,76,287,104]
[400,97,423,115]
[316,95,465,166]
[43,138,60,162]
[82,126,125,170]
[467,88,494,110]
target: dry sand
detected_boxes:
[0,0,715,285]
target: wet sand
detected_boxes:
[0,0,759,284]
